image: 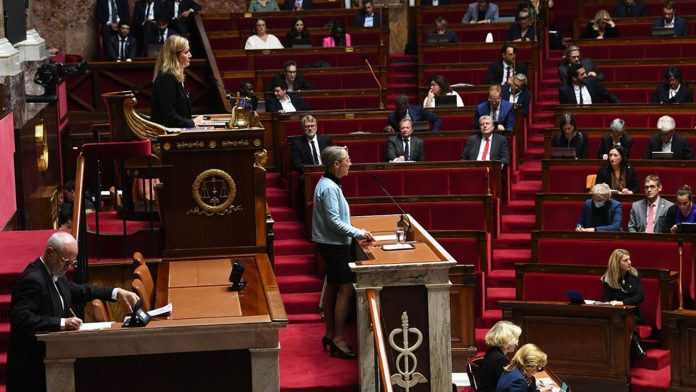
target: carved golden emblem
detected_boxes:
[188,169,241,215]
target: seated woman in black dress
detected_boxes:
[580,9,620,39]
[595,146,639,194]
[150,35,203,128]
[284,17,311,48]
[477,320,522,392]
[551,113,589,158]
[601,248,647,360]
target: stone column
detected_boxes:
[250,346,281,392]
[44,358,76,392]
[427,281,453,392]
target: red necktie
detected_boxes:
[481,137,490,160]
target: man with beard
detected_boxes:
[501,73,531,117]
[557,45,603,87]
[559,63,620,105]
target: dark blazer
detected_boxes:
[654,16,688,37]
[551,130,589,159]
[164,0,202,37]
[478,347,508,392]
[460,133,510,165]
[506,24,536,42]
[425,30,459,43]
[558,58,603,86]
[145,26,178,45]
[291,135,332,172]
[577,199,623,231]
[283,0,313,10]
[614,2,648,17]
[602,273,644,321]
[151,71,194,128]
[579,23,620,39]
[485,60,528,85]
[266,92,311,113]
[387,105,442,131]
[495,368,536,392]
[106,34,137,61]
[652,83,694,104]
[132,0,169,27]
[474,100,515,132]
[461,2,499,23]
[597,133,633,159]
[643,133,695,159]
[95,0,130,25]
[595,164,640,194]
[354,11,382,27]
[386,135,425,161]
[501,84,530,117]
[558,78,620,104]
[7,259,114,392]
[271,73,314,91]
[628,197,674,233]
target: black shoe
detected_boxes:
[329,340,356,360]
[321,336,332,352]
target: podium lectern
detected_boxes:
[350,215,456,392]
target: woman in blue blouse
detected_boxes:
[496,344,552,392]
[669,184,696,233]
[312,146,374,359]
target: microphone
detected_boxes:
[370,174,412,236]
[363,56,385,110]
[678,239,684,309]
[208,74,233,100]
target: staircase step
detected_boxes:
[287,313,323,324]
[502,200,535,215]
[274,254,316,276]
[634,348,670,371]
[630,365,671,392]
[266,172,284,188]
[269,206,300,222]
[510,181,541,199]
[277,274,324,294]
[518,162,542,181]
[485,287,515,309]
[524,147,544,160]
[493,249,532,269]
[274,221,307,239]
[0,294,10,323]
[487,269,515,287]
[477,309,503,329]
[274,239,314,255]
[281,292,321,315]
[501,214,535,232]
[267,188,290,207]
[494,232,532,248]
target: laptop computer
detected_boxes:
[651,151,673,159]
[434,95,457,107]
[412,121,430,132]
[550,147,577,159]
[677,223,696,233]
[651,27,675,37]
[289,37,312,48]
[426,34,453,44]
[147,43,163,58]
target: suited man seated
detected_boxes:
[384,95,441,133]
[652,66,693,104]
[291,114,332,174]
[461,115,510,165]
[474,85,515,132]
[557,45,603,87]
[628,175,674,233]
[165,0,202,39]
[643,115,694,159]
[386,119,425,162]
[614,0,648,17]
[146,17,179,46]
[270,60,314,93]
[654,2,688,37]
[576,183,623,232]
[106,22,137,62]
[502,73,531,117]
[354,0,381,28]
[266,80,311,113]
[7,232,139,392]
[485,43,528,85]
[559,63,620,105]
[461,0,499,24]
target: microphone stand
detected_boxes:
[364,57,385,110]
[678,239,684,309]
[208,75,234,102]
[370,174,412,236]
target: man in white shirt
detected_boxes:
[461,115,510,164]
[267,81,310,113]
[354,1,382,28]
[292,115,332,173]
[628,175,673,233]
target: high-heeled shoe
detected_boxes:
[329,340,356,360]
[321,336,332,352]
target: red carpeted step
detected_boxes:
[288,313,323,324]
[630,365,670,392]
[277,274,323,294]
[502,201,535,215]
[0,294,10,322]
[487,269,515,287]
[485,287,515,309]
[525,147,544,160]
[274,239,314,255]
[270,206,300,222]
[633,348,670,371]
[493,249,531,270]
[0,323,8,353]
[275,254,316,276]
[267,188,290,207]
[266,172,284,189]
[501,214,535,233]
[510,180,541,200]
[517,162,542,181]
[0,352,6,385]
[477,309,503,329]
[282,292,322,315]
[274,221,307,239]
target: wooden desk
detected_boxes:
[38,254,286,392]
[665,309,696,391]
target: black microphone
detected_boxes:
[370,174,412,235]
[208,75,233,100]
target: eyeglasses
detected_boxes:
[60,255,77,267]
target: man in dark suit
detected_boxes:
[474,85,515,132]
[614,0,648,17]
[461,115,510,165]
[597,118,634,159]
[502,73,531,117]
[652,66,693,104]
[386,119,425,162]
[485,43,528,85]
[146,17,179,47]
[461,0,499,24]
[284,0,313,10]
[164,0,201,38]
[354,1,381,28]
[654,1,688,37]
[105,22,137,62]
[628,175,674,233]
[643,115,694,159]
[132,0,169,56]
[291,114,332,173]
[385,95,441,132]
[270,60,314,92]
[95,0,130,58]
[558,45,603,86]
[7,232,139,392]
[559,63,620,105]
[266,80,310,113]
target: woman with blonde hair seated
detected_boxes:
[478,320,522,392]
[496,343,553,392]
[580,9,620,39]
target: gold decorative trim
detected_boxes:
[222,139,250,148]
[163,142,172,151]
[254,149,268,171]
[35,119,48,172]
[209,140,217,149]
[189,169,239,215]
[118,91,173,156]
[177,141,206,149]
[253,138,262,147]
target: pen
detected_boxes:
[69,308,76,318]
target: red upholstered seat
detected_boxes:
[81,140,152,160]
